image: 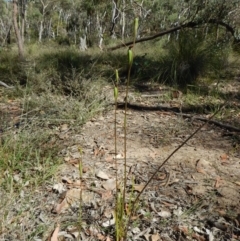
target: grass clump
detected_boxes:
[0,125,61,238]
[158,30,228,89]
[0,43,108,239]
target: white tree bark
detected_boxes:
[12,0,24,59]
[96,12,106,50]
[39,20,43,42]
[38,0,49,42]
[56,9,62,37]
[121,0,126,40]
[79,35,87,51]
[110,0,119,38]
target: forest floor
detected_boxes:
[0,81,240,241]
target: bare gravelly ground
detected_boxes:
[1,85,240,240]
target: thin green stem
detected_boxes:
[114,85,119,241]
[123,51,133,206]
[78,147,83,240]
[115,92,118,189]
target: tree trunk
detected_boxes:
[12,0,24,60]
[7,26,11,45]
[39,20,43,42]
[21,14,25,43]
[110,0,118,38]
[20,0,27,44]
[80,35,87,51]
[121,0,126,40]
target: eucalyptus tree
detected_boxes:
[18,0,27,43]
[8,0,240,52]
[0,0,11,46]
[13,0,24,59]
[108,0,240,50]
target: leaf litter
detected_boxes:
[51,103,240,240]
[1,88,240,240]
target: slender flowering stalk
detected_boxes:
[134,17,139,43]
[122,18,138,240]
[114,69,119,187]
[115,17,139,241]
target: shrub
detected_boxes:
[158,30,228,89]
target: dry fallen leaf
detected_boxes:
[96,233,106,241]
[191,185,206,196]
[105,155,114,162]
[185,185,193,194]
[196,167,206,174]
[220,153,229,165]
[173,207,183,216]
[60,123,68,131]
[171,90,182,99]
[157,210,171,218]
[102,179,116,190]
[67,180,84,188]
[133,184,145,192]
[149,151,157,160]
[156,172,167,180]
[102,219,115,227]
[220,153,229,161]
[196,159,212,174]
[101,190,113,200]
[53,183,66,194]
[70,152,81,159]
[178,226,189,236]
[68,158,79,165]
[96,170,109,180]
[214,176,223,188]
[192,233,206,241]
[64,156,70,162]
[151,233,160,241]
[62,176,73,184]
[234,181,240,186]
[106,235,112,241]
[51,224,60,241]
[55,198,69,214]
[66,188,94,203]
[55,189,94,213]
[114,153,124,159]
[94,148,100,156]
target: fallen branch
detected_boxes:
[107,19,236,51]
[116,102,180,112]
[116,102,240,132]
[179,113,240,132]
[0,81,14,89]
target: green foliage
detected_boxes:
[232,39,240,54]
[158,30,228,89]
[0,0,10,17]
[38,49,98,96]
[115,191,125,241]
[40,49,88,73]
[1,0,240,47]
[0,50,28,86]
[0,129,60,192]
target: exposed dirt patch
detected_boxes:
[1,86,240,240]
[55,90,240,240]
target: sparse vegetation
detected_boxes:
[1,0,240,240]
[1,37,240,239]
[158,30,229,89]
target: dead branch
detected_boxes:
[0,81,14,89]
[107,19,236,51]
[179,113,240,132]
[116,102,240,132]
